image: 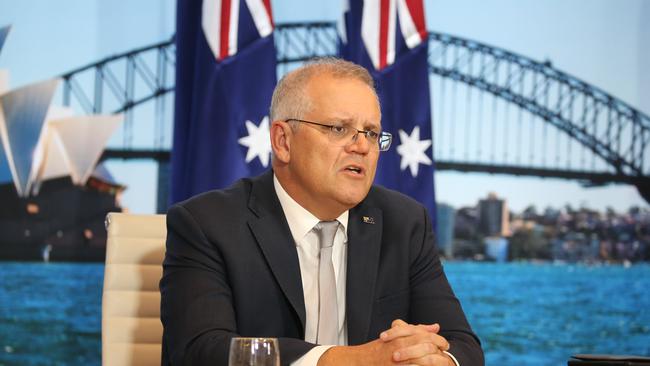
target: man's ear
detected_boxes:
[270,120,291,164]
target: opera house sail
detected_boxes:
[0,25,125,261]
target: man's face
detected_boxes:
[285,74,381,217]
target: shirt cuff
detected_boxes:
[290,345,335,366]
[444,350,460,366]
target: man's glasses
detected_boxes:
[285,118,392,152]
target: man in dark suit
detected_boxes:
[160,58,483,366]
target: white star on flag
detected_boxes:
[396,125,432,177]
[238,116,271,167]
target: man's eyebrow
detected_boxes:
[332,117,381,130]
[361,121,381,131]
[329,116,353,124]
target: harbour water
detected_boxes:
[0,262,648,365]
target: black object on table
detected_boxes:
[568,354,650,366]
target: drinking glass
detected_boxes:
[228,337,280,366]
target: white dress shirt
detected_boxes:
[274,176,347,366]
[273,175,459,366]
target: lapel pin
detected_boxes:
[362,216,375,224]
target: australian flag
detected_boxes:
[340,0,436,223]
[171,0,277,204]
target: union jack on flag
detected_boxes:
[340,0,437,226]
[201,0,273,60]
[171,0,277,204]
[355,0,427,70]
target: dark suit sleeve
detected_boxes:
[160,203,237,365]
[160,204,315,366]
[408,206,485,366]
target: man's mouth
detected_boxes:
[343,164,364,175]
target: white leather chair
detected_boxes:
[102,213,166,366]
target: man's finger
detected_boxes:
[421,324,441,333]
[381,334,449,363]
[381,324,420,341]
[381,323,440,341]
[406,353,452,366]
[427,333,450,352]
[392,319,408,328]
[393,341,441,362]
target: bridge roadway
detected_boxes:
[99,148,649,193]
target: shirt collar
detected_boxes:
[273,173,349,246]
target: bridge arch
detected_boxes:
[58,22,650,202]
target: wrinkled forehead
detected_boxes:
[302,70,378,98]
[303,72,382,123]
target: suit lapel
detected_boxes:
[346,202,382,345]
[246,172,307,330]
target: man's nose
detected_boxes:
[346,131,371,154]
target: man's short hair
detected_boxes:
[270,57,378,123]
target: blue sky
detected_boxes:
[0,0,648,213]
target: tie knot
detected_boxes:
[315,221,338,249]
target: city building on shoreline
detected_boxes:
[437,194,650,263]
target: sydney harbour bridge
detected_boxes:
[58,22,650,210]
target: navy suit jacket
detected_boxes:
[160,171,483,365]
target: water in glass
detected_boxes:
[228,337,280,366]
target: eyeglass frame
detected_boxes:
[284,118,392,152]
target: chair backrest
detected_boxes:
[102,212,166,366]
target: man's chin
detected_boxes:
[336,191,370,209]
